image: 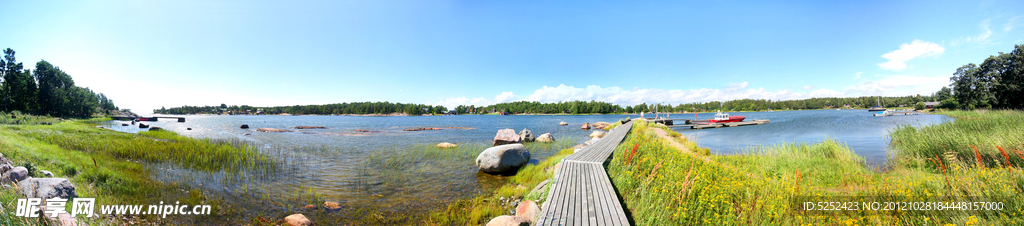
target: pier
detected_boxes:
[873,111,922,117]
[644,118,769,129]
[539,120,633,226]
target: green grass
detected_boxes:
[890,110,1024,170]
[606,115,1024,225]
[0,116,276,225]
[424,147,574,225]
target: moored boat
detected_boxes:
[707,110,745,123]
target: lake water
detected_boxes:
[101,110,950,222]
[672,109,952,166]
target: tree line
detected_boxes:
[157,44,1024,115]
[155,102,449,115]
[948,44,1024,110]
[0,48,118,118]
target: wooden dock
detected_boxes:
[645,118,769,130]
[539,120,633,226]
[873,111,922,117]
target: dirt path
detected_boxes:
[651,127,692,154]
[648,124,759,178]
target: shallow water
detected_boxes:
[103,114,631,222]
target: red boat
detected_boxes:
[707,111,745,123]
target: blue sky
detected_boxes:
[1,0,1022,112]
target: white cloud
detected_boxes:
[877,40,945,71]
[431,92,516,108]
[843,74,948,97]
[723,82,749,92]
[433,77,951,109]
[1004,16,1021,32]
[853,72,863,79]
[432,83,851,109]
[952,20,996,46]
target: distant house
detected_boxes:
[924,102,940,109]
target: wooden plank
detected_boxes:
[598,167,630,225]
[584,163,596,226]
[572,161,582,226]
[589,163,613,226]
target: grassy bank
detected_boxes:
[890,110,1024,170]
[0,115,275,225]
[607,114,1023,225]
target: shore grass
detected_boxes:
[890,110,1024,170]
[423,147,573,225]
[0,116,276,225]
[607,117,1024,225]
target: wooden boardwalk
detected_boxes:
[539,120,633,226]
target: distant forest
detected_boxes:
[0,48,118,118]
[155,44,1024,115]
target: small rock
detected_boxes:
[558,121,568,126]
[518,128,535,142]
[57,212,78,226]
[149,127,163,131]
[256,128,293,132]
[476,144,531,174]
[41,170,53,177]
[293,126,326,129]
[403,127,443,131]
[515,200,541,223]
[536,133,555,143]
[324,201,341,213]
[0,163,11,175]
[436,142,458,148]
[95,125,103,128]
[492,129,522,146]
[121,123,128,126]
[240,124,250,129]
[528,180,549,198]
[186,128,192,130]
[243,133,251,136]
[486,215,531,226]
[18,178,77,199]
[284,213,312,226]
[1,166,29,184]
[581,123,591,130]
[138,123,149,128]
[589,131,607,139]
[303,204,315,210]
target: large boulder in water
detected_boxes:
[519,128,535,142]
[591,122,611,130]
[559,121,568,126]
[536,133,555,143]
[18,178,77,199]
[493,129,521,146]
[580,123,591,130]
[284,213,312,226]
[240,124,250,129]
[257,128,293,132]
[476,144,531,174]
[436,142,458,148]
